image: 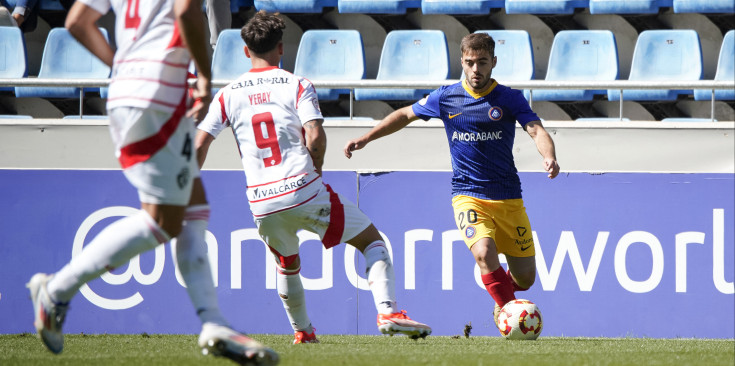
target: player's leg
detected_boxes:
[345,224,431,338]
[324,184,430,338]
[256,212,317,344]
[505,255,536,291]
[30,107,193,354]
[493,198,536,292]
[470,238,517,316]
[453,195,517,327]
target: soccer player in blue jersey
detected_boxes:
[344,32,560,328]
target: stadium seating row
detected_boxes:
[213,27,734,102]
[241,0,734,15]
[1,25,732,103]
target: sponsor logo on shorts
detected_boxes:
[465,225,476,239]
[516,226,527,236]
[250,175,309,202]
[488,106,503,121]
[177,167,190,189]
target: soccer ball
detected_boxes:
[496,299,543,340]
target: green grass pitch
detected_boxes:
[1,333,733,366]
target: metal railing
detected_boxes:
[1,79,733,120]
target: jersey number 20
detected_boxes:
[252,112,283,167]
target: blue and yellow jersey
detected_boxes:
[412,79,540,200]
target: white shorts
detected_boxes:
[254,184,372,267]
[108,106,200,206]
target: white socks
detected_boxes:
[175,205,228,327]
[47,209,168,304]
[277,267,313,333]
[363,241,398,315]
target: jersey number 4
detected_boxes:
[125,0,141,30]
[252,112,283,167]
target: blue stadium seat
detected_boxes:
[355,30,449,101]
[608,30,702,102]
[673,0,735,13]
[254,0,337,13]
[294,30,365,101]
[694,30,734,101]
[0,26,27,92]
[15,28,111,99]
[474,30,534,81]
[505,0,589,14]
[532,30,618,102]
[421,0,503,14]
[211,29,251,82]
[590,0,672,14]
[338,0,420,14]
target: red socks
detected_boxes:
[481,267,516,308]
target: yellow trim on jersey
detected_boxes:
[462,79,498,99]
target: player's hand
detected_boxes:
[188,77,211,123]
[344,137,368,159]
[544,158,560,179]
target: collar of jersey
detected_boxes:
[249,66,279,73]
[462,79,497,99]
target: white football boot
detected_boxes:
[377,310,432,339]
[27,273,68,354]
[198,323,279,366]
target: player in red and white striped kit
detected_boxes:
[26,1,278,364]
[196,11,431,344]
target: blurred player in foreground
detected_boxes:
[195,10,432,344]
[344,32,560,329]
[26,1,278,364]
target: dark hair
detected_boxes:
[460,33,495,56]
[241,11,286,54]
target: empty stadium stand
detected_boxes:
[294,30,366,101]
[14,27,110,99]
[355,30,449,101]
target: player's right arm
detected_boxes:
[65,0,114,67]
[343,105,418,159]
[195,130,215,169]
[175,0,212,121]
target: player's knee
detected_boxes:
[161,221,184,238]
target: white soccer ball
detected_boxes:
[496,299,543,340]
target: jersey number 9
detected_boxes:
[252,112,283,167]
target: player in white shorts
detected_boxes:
[196,11,432,344]
[26,1,278,365]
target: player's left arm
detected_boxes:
[525,120,560,179]
[65,1,114,67]
[304,119,326,176]
[175,0,211,121]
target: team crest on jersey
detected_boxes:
[465,225,476,239]
[488,107,503,121]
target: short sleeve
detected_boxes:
[411,86,447,121]
[508,89,540,127]
[198,89,229,138]
[76,0,111,16]
[296,78,323,124]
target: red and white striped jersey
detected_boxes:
[79,0,190,113]
[198,66,324,216]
